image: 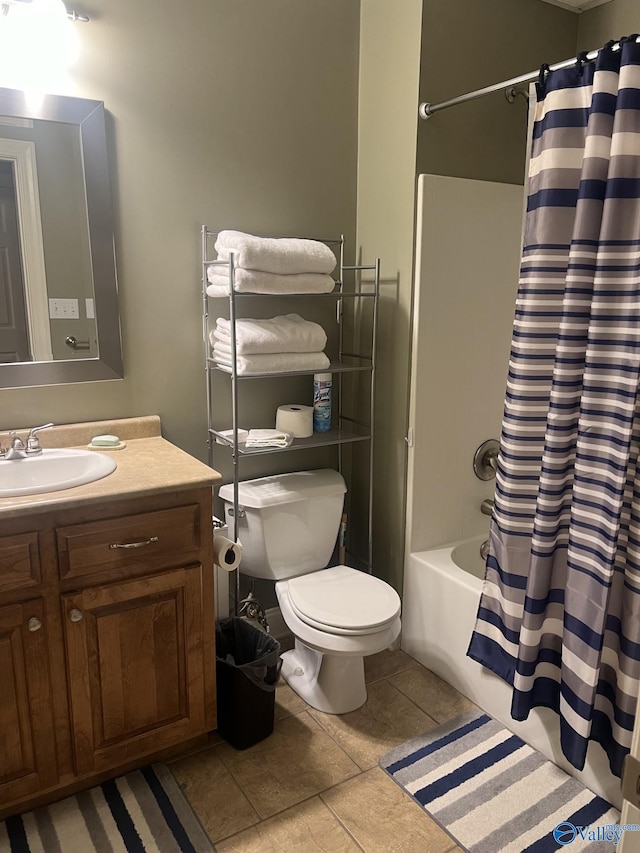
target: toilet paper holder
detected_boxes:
[226,506,245,518]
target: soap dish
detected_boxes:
[87,440,127,451]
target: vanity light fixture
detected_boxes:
[0,0,32,15]
[0,0,88,21]
[67,7,88,21]
[0,0,87,105]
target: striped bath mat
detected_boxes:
[380,709,621,853]
[0,764,215,853]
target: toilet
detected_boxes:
[219,469,401,713]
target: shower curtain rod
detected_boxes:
[418,35,638,119]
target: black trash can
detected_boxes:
[215,617,282,750]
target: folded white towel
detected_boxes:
[212,347,330,376]
[206,266,335,296]
[211,314,327,355]
[244,428,293,449]
[215,230,337,275]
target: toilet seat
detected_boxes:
[276,575,401,658]
[287,565,401,636]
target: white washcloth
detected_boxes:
[206,266,335,296]
[244,429,293,449]
[215,230,337,275]
[212,347,330,376]
[211,314,327,355]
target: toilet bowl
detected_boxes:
[276,565,401,712]
[219,470,402,714]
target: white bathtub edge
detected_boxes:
[402,541,621,808]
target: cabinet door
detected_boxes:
[63,565,206,775]
[0,599,57,802]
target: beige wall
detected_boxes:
[418,0,578,185]
[356,0,423,591]
[0,0,360,464]
[578,0,640,49]
[354,0,577,591]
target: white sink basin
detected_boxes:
[0,448,117,498]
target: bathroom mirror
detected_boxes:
[0,86,122,388]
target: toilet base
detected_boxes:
[280,639,367,714]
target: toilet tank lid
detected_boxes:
[218,469,346,509]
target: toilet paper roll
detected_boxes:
[275,404,314,438]
[214,535,243,572]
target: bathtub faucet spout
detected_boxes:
[480,498,494,517]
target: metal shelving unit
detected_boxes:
[201,226,380,612]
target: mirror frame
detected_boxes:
[0,87,122,388]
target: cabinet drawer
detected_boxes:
[0,533,41,593]
[57,505,201,581]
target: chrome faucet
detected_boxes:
[1,423,54,459]
[480,498,494,517]
[4,432,26,459]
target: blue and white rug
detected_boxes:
[380,709,621,853]
[0,764,215,853]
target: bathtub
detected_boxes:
[402,535,621,808]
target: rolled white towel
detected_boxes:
[212,347,330,376]
[212,314,327,355]
[206,265,335,296]
[215,230,337,275]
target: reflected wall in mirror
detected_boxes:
[0,87,122,388]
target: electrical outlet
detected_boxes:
[49,298,79,319]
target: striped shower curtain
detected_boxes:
[467,37,640,777]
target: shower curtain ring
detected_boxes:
[536,64,550,98]
[576,51,589,77]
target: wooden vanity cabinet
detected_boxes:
[0,597,58,805]
[0,487,216,819]
[62,564,207,774]
[0,530,57,806]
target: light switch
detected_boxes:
[49,298,79,319]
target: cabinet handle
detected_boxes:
[109,536,158,551]
[108,536,159,550]
[27,617,42,632]
[69,609,84,623]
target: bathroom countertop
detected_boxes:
[0,416,221,520]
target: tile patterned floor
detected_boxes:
[170,649,476,852]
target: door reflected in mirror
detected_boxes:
[0,87,122,388]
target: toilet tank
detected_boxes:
[218,469,346,580]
